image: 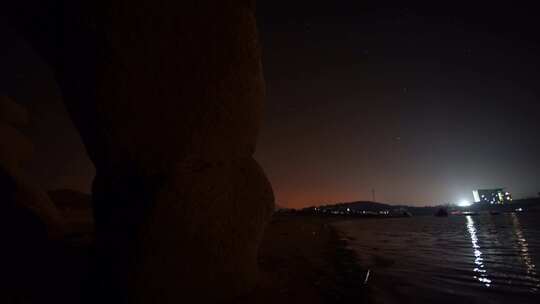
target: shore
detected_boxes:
[239,215,368,304]
[3,214,368,303]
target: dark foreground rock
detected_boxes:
[1,213,367,304]
[0,97,65,239]
[0,98,86,304]
[48,189,94,244]
[5,1,274,302]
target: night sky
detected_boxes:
[1,1,539,208]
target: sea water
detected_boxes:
[334,213,540,303]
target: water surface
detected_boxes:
[335,213,540,303]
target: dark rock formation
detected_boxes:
[0,97,69,303]
[0,96,29,126]
[49,189,93,211]
[0,97,33,176]
[0,97,64,239]
[4,1,274,303]
[49,189,94,241]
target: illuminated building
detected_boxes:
[472,188,512,204]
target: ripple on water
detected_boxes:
[334,213,540,303]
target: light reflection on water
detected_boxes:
[466,215,491,287]
[335,213,540,303]
[511,213,540,292]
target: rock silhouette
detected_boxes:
[0,96,29,127]
[0,97,68,303]
[4,1,274,303]
[0,96,64,239]
[49,189,94,241]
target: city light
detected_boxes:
[472,188,511,204]
[473,190,481,203]
[457,200,472,207]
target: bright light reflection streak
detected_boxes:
[466,215,492,287]
[511,213,540,292]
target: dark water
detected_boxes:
[335,213,540,303]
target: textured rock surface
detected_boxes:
[90,3,274,302]
[0,96,29,127]
[0,97,33,175]
[0,97,64,238]
[132,158,273,303]
[95,1,264,170]
[0,122,33,175]
[49,189,94,241]
[6,1,274,302]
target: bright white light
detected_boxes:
[466,216,491,287]
[473,190,481,202]
[457,200,472,207]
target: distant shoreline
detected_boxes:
[278,197,540,218]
